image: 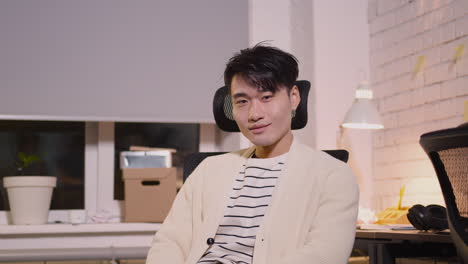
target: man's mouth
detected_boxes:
[249,124,270,134]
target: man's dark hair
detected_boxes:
[224,43,299,93]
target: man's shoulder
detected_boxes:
[291,142,349,170]
[191,148,251,171]
[202,148,251,164]
[184,149,250,184]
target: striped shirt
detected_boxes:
[197,153,286,264]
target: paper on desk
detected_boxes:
[357,224,415,230]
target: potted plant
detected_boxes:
[2,152,56,225]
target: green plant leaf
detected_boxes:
[15,152,41,173]
[18,152,26,162]
[26,155,40,163]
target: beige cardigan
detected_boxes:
[146,141,359,264]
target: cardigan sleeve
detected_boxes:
[146,161,204,264]
[277,164,359,264]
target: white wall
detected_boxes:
[369,0,468,210]
[241,1,375,208]
[312,0,374,207]
[247,0,371,148]
[312,0,371,150]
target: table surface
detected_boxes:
[356,229,452,243]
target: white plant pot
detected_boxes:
[3,176,56,225]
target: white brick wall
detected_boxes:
[369,0,468,211]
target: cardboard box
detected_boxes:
[123,167,177,222]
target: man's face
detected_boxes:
[230,75,300,149]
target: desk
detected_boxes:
[354,229,459,264]
[0,224,459,262]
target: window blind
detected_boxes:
[0,0,248,123]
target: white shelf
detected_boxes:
[0,222,161,262]
[0,222,161,235]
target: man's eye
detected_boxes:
[262,95,273,101]
[235,100,247,105]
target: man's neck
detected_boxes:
[254,133,293,158]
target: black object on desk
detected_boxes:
[354,229,459,264]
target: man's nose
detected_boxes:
[248,100,264,122]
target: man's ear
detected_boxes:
[290,85,301,111]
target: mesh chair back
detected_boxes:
[438,148,468,219]
[420,123,468,262]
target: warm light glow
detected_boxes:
[355,89,373,99]
[342,123,384,129]
[357,207,377,225]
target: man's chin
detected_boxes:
[247,137,274,147]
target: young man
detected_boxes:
[146,44,359,264]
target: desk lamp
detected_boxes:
[339,80,383,215]
[341,81,384,130]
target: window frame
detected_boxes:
[0,122,221,224]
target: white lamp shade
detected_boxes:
[342,98,384,129]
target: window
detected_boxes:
[0,120,85,211]
[0,120,207,224]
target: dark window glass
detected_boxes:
[114,123,199,200]
[0,120,85,210]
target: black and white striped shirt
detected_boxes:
[197,153,286,264]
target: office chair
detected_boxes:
[183,80,350,181]
[420,123,468,263]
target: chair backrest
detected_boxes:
[183,150,349,182]
[188,79,348,181]
[420,123,468,262]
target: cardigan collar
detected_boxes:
[240,136,302,160]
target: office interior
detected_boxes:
[0,0,467,263]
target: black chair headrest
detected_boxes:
[420,123,468,153]
[212,80,311,132]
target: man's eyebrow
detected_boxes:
[232,92,248,99]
